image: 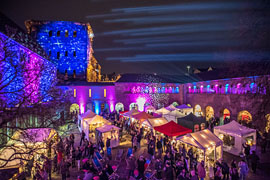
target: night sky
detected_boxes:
[1,0,270,75]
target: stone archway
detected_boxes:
[238,110,252,125]
[205,106,214,121]
[194,104,202,117]
[129,103,138,110]
[70,103,79,114]
[115,102,124,112]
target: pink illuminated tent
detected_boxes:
[154,121,192,137]
[132,112,154,123]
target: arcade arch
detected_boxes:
[115,102,124,112]
[70,103,79,114]
[237,110,252,124]
[129,103,138,110]
[194,104,203,117]
[205,106,214,121]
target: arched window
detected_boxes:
[238,110,252,125]
[73,31,77,37]
[175,87,179,93]
[65,30,69,37]
[57,31,60,37]
[49,30,52,37]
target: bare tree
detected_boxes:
[0,28,72,169]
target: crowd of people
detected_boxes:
[18,110,270,180]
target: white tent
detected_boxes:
[145,105,156,113]
[0,128,58,169]
[142,117,168,128]
[78,110,96,132]
[96,125,120,148]
[177,129,223,167]
[164,110,186,123]
[155,107,170,115]
[214,121,256,156]
[82,115,111,141]
[176,104,193,115]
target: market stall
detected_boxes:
[214,120,256,156]
[82,115,111,141]
[96,125,120,148]
[0,128,58,169]
[154,121,192,137]
[176,129,223,168]
[177,113,207,132]
[164,110,185,123]
[142,117,168,129]
[145,105,156,114]
[132,111,154,124]
[155,107,170,116]
[176,104,193,115]
[78,110,96,132]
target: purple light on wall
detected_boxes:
[200,85,203,93]
[188,86,191,93]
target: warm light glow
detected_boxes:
[74,89,76,97]
[104,88,107,97]
[136,97,146,111]
[89,89,91,97]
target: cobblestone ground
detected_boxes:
[50,125,270,180]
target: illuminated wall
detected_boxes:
[0,32,57,107]
[28,21,93,76]
[61,84,116,114]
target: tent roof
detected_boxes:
[154,121,192,137]
[177,113,206,123]
[80,110,96,119]
[96,125,120,133]
[132,112,153,121]
[166,110,184,117]
[177,129,222,150]
[123,109,139,116]
[143,117,168,127]
[155,107,170,114]
[176,104,193,109]
[214,120,256,136]
[166,104,178,111]
[84,115,111,125]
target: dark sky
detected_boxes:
[1,0,270,75]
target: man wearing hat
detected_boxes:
[126,154,136,179]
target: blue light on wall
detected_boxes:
[225,84,229,94]
[94,101,100,115]
[35,21,90,75]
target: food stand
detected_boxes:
[78,110,96,132]
[81,115,111,141]
[214,120,256,156]
[141,117,168,135]
[164,110,185,123]
[96,125,120,148]
[176,129,223,168]
[155,107,170,116]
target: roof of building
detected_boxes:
[57,80,114,86]
[0,12,49,59]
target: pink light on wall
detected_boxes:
[188,86,191,93]
[200,85,203,93]
[80,103,85,114]
[215,84,218,93]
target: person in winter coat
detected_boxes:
[148,144,155,160]
[230,166,239,180]
[190,169,199,180]
[197,161,206,180]
[250,150,259,174]
[157,138,163,158]
[155,159,163,179]
[76,147,82,171]
[137,156,146,178]
[238,160,249,180]
[164,161,174,180]
[214,165,222,180]
[106,138,111,149]
[126,155,136,179]
[221,161,229,180]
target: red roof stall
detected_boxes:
[154,121,192,137]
